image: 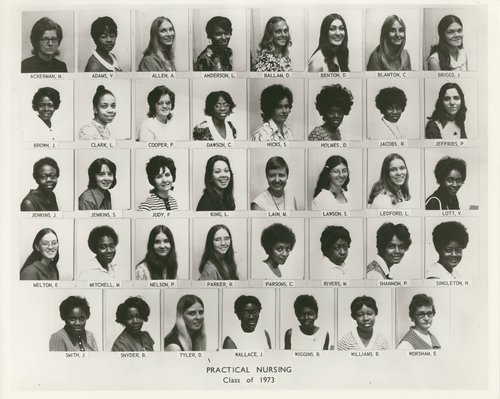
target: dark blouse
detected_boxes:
[20,259,59,280]
[194,45,233,71]
[164,326,185,351]
[21,188,59,211]
[425,186,460,210]
[196,191,235,211]
[21,56,68,73]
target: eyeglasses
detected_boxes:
[414,312,434,319]
[38,173,58,181]
[156,101,172,107]
[40,37,59,44]
[40,241,59,248]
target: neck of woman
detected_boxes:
[155,188,170,199]
[273,45,283,57]
[322,123,338,136]
[272,118,284,131]
[37,51,53,62]
[329,183,342,196]
[39,116,52,128]
[357,327,373,341]
[268,186,284,198]
[447,44,459,59]
[440,260,454,274]
[299,325,317,336]
[155,114,168,124]
[40,257,51,267]
[96,47,112,62]
[93,117,107,128]
[212,186,224,198]
[97,259,109,271]
[414,325,429,336]
[264,258,282,277]
[212,117,227,138]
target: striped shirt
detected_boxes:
[138,192,178,211]
[338,329,390,351]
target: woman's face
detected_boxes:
[239,303,260,332]
[412,305,434,333]
[124,307,144,334]
[94,94,117,125]
[354,304,376,332]
[329,162,349,189]
[153,231,171,258]
[325,105,345,130]
[38,29,59,58]
[213,228,231,256]
[381,235,406,266]
[154,94,172,120]
[212,96,231,122]
[210,26,231,49]
[269,241,292,265]
[271,97,291,124]
[444,22,463,48]
[95,164,114,191]
[95,235,116,265]
[388,158,407,187]
[36,164,58,192]
[96,29,117,54]
[297,306,318,329]
[37,96,55,122]
[158,20,175,47]
[326,238,349,265]
[183,302,204,332]
[328,19,345,47]
[154,166,173,193]
[443,169,463,197]
[387,21,405,47]
[442,88,461,118]
[65,307,87,336]
[272,20,289,50]
[210,160,231,191]
[35,232,59,261]
[266,167,288,193]
[382,104,404,123]
[438,240,463,270]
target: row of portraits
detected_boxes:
[21,8,479,73]
[20,148,480,212]
[20,216,478,282]
[21,78,479,142]
[47,288,451,351]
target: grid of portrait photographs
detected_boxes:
[13,5,488,391]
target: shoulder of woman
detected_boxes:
[20,197,36,211]
[307,51,325,72]
[84,55,103,72]
[425,120,441,138]
[78,189,97,210]
[20,263,41,280]
[425,196,441,210]
[165,343,182,351]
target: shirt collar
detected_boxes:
[90,188,110,208]
[64,325,88,347]
[375,254,392,278]
[268,119,290,139]
[91,256,116,275]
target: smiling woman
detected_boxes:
[194,16,233,71]
[138,16,176,72]
[79,85,117,140]
[260,223,296,278]
[85,16,122,72]
[426,156,466,210]
[21,157,60,212]
[252,16,292,72]
[198,224,239,280]
[196,155,235,211]
[79,225,119,280]
[20,228,60,280]
[193,91,237,141]
[312,155,351,210]
[79,158,117,210]
[138,156,178,211]
[427,15,467,71]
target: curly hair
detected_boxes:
[432,221,469,252]
[260,223,296,255]
[313,155,350,198]
[315,84,353,119]
[257,16,291,56]
[375,87,407,113]
[204,91,235,117]
[145,155,176,191]
[32,87,61,111]
[88,225,119,253]
[320,225,351,257]
[33,157,60,183]
[350,296,378,319]
[147,85,175,118]
[234,295,262,316]
[59,296,90,320]
[259,84,293,122]
[409,293,436,320]
[376,222,412,255]
[115,296,151,325]
[434,156,467,185]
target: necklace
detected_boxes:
[269,190,285,210]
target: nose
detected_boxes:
[339,247,346,255]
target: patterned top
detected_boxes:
[252,49,292,72]
[338,329,390,351]
[79,120,111,140]
[138,192,178,211]
[398,328,441,350]
[193,119,237,141]
[252,119,292,141]
[194,45,233,71]
[308,125,341,141]
[49,327,98,352]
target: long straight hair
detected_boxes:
[428,82,467,135]
[20,228,60,275]
[172,295,206,351]
[368,153,410,205]
[312,13,349,72]
[198,224,238,280]
[138,225,178,279]
[143,16,175,69]
[428,15,463,71]
[313,155,350,198]
[202,155,235,210]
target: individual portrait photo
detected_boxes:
[366,79,420,140]
[250,9,305,72]
[21,80,74,142]
[77,10,131,72]
[20,150,73,212]
[19,219,74,281]
[251,218,305,280]
[76,79,131,141]
[365,9,420,71]
[21,11,74,73]
[192,9,246,72]
[76,218,131,281]
[191,79,247,141]
[48,290,102,351]
[424,79,477,139]
[163,289,219,351]
[104,290,160,351]
[423,9,477,71]
[135,9,189,72]
[134,218,190,281]
[425,148,479,210]
[249,79,305,141]
[280,289,334,350]
[134,149,189,211]
[308,217,364,280]
[134,79,190,142]
[307,79,362,141]
[192,218,248,281]
[396,289,450,350]
[249,148,305,211]
[425,217,478,280]
[308,148,363,211]
[192,149,247,211]
[307,9,363,72]
[337,288,392,351]
[222,289,275,350]
[366,218,422,280]
[367,148,421,209]
[76,149,130,211]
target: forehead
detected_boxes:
[276,97,290,106]
[444,88,459,97]
[213,160,228,169]
[214,228,230,238]
[38,164,57,173]
[273,20,288,29]
[157,93,171,102]
[356,304,375,313]
[332,238,348,246]
[185,302,203,312]
[298,306,316,314]
[42,29,58,37]
[390,21,403,29]
[155,166,171,175]
[41,232,57,241]
[126,306,140,314]
[98,94,115,103]
[330,19,344,27]
[387,235,404,245]
[272,241,291,248]
[415,305,433,312]
[97,164,112,173]
[330,162,347,170]
[243,302,259,311]
[389,159,405,168]
[97,235,115,245]
[159,20,173,29]
[267,166,287,174]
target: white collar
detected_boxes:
[92,49,120,71]
[375,254,392,278]
[206,118,232,141]
[381,117,402,139]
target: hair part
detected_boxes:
[376,222,412,255]
[368,153,410,205]
[313,155,350,198]
[313,13,350,72]
[87,158,117,189]
[138,225,178,279]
